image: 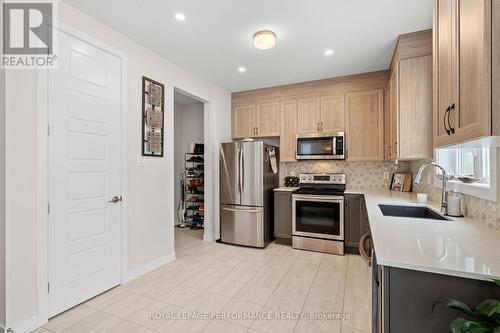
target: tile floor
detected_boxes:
[34,228,371,333]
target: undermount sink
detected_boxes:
[378,204,450,221]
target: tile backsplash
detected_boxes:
[280,160,410,190]
[279,155,500,232]
[410,149,500,232]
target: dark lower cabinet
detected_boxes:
[274,190,293,245]
[344,194,368,254]
[374,264,500,333]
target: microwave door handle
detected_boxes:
[332,137,337,155]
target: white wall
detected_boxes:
[0,66,6,329]
[5,69,39,331]
[4,2,231,331]
[0,3,5,327]
[206,87,232,240]
[173,102,204,222]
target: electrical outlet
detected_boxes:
[383,171,390,180]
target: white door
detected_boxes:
[48,31,122,317]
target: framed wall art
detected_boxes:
[390,172,413,192]
[142,76,165,157]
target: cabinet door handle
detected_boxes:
[447,103,455,134]
[359,232,372,264]
[320,122,324,132]
[444,105,451,135]
[317,122,320,132]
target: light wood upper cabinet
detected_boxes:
[232,105,255,138]
[297,95,345,134]
[231,71,390,157]
[232,101,280,139]
[456,0,491,140]
[386,30,433,161]
[297,97,321,133]
[346,90,385,161]
[384,87,392,160]
[389,67,399,159]
[398,56,433,159]
[320,95,345,132]
[255,101,280,137]
[433,0,499,147]
[280,100,298,162]
[434,0,456,144]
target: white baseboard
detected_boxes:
[125,252,176,283]
[6,314,38,333]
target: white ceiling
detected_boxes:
[63,0,432,92]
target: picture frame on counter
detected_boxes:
[391,172,412,192]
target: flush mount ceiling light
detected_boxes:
[238,66,247,73]
[253,30,276,50]
[175,13,186,21]
[324,49,335,56]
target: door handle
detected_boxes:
[320,122,324,132]
[444,105,451,135]
[359,232,371,264]
[108,196,122,203]
[237,147,242,196]
[447,103,455,134]
[241,147,245,193]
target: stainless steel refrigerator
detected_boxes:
[220,141,279,248]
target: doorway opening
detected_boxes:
[173,88,206,253]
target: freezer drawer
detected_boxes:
[220,204,264,248]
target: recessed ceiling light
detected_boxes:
[238,66,247,73]
[324,49,335,56]
[253,30,276,50]
[175,13,186,21]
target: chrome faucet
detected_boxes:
[414,163,448,214]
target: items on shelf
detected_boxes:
[180,152,205,229]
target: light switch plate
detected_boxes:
[383,171,390,180]
[136,156,146,167]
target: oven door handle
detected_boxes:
[292,194,344,202]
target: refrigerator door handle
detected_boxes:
[240,147,245,194]
[237,147,242,198]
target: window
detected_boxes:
[437,148,490,184]
[435,147,496,201]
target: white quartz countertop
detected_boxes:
[345,189,500,281]
[274,187,299,192]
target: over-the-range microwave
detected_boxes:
[296,132,345,160]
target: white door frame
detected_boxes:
[36,23,128,327]
[172,87,214,242]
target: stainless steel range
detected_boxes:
[292,173,346,255]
